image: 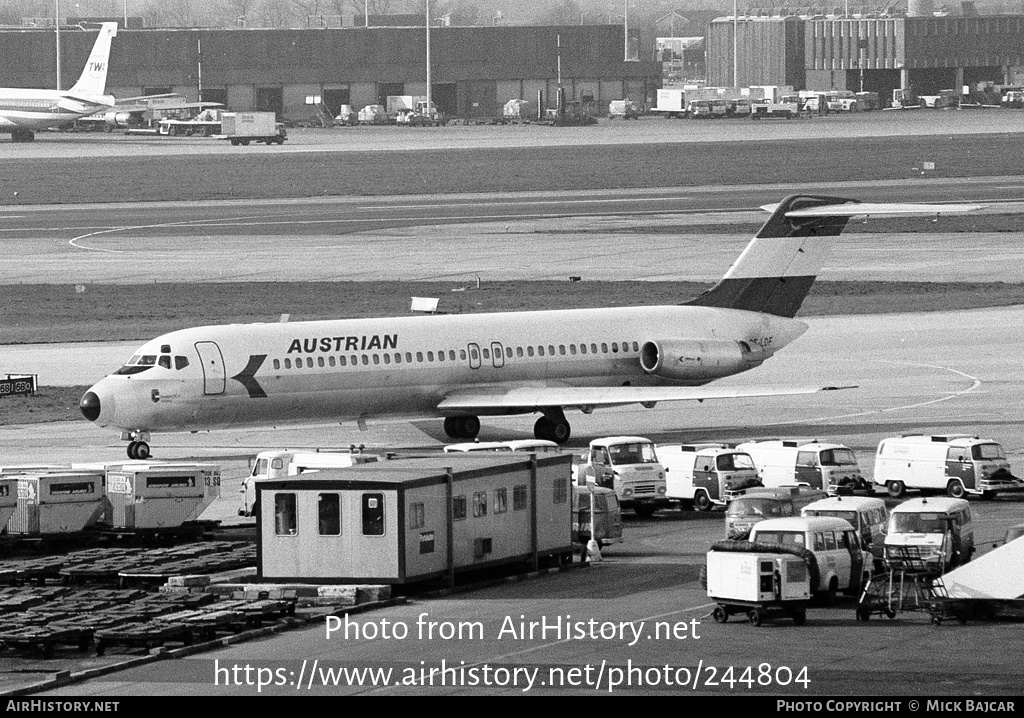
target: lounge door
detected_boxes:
[195,341,226,395]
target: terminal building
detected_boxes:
[706,1,1024,100]
[0,24,661,121]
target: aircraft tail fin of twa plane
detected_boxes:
[79,194,982,460]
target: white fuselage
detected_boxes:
[0,88,114,131]
[84,304,805,434]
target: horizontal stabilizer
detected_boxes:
[438,384,855,414]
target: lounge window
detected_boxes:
[410,501,426,529]
[494,488,508,514]
[473,491,488,518]
[553,479,568,504]
[453,495,467,521]
[274,493,297,536]
[318,493,341,535]
[513,485,528,510]
[361,492,385,536]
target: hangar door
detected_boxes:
[464,80,497,118]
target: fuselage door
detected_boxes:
[195,341,226,395]
[467,343,481,370]
[491,342,505,368]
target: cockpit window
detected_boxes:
[175,356,189,370]
[139,356,157,366]
[114,352,159,376]
[158,356,171,369]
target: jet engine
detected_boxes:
[104,110,143,129]
[639,339,765,381]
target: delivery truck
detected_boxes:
[736,439,867,494]
[574,437,669,518]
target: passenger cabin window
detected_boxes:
[273,359,281,370]
[361,493,385,536]
[274,493,297,536]
[318,493,341,535]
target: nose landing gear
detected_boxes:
[126,441,151,460]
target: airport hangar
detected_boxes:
[0,24,661,122]
[705,1,1024,100]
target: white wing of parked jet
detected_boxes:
[438,384,855,414]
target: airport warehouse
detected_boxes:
[0,24,660,122]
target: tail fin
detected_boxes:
[68,23,118,97]
[683,194,858,318]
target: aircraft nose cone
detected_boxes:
[80,391,101,422]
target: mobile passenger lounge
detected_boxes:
[256,453,574,585]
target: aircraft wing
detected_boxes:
[436,384,854,414]
[759,200,983,216]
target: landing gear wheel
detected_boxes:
[887,480,906,498]
[712,606,727,623]
[693,491,712,512]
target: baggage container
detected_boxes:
[105,463,221,529]
[7,472,106,534]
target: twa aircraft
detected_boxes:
[80,195,978,459]
[0,22,117,142]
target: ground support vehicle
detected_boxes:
[395,100,445,127]
[652,88,687,118]
[658,443,760,510]
[574,437,668,518]
[220,112,286,145]
[874,434,1024,499]
[687,99,727,118]
[608,99,641,119]
[157,117,221,137]
[572,484,623,548]
[856,566,942,621]
[750,97,801,119]
[706,548,810,626]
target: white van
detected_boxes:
[873,434,1024,499]
[658,443,761,511]
[748,516,870,602]
[443,440,560,454]
[801,496,889,570]
[884,497,975,572]
[736,439,867,495]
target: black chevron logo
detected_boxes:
[231,354,268,398]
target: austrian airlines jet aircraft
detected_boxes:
[80,195,979,459]
[0,22,117,142]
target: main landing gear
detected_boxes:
[534,408,571,444]
[442,408,573,445]
[444,415,481,440]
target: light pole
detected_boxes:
[733,0,738,87]
[425,0,431,115]
[623,0,628,62]
[55,0,61,89]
